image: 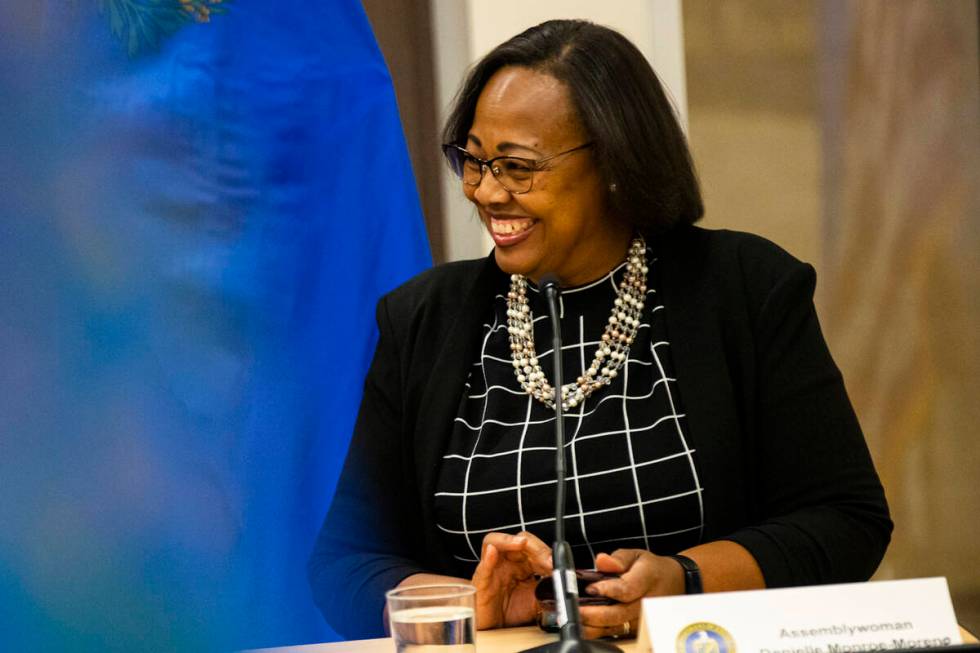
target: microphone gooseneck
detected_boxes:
[539,275,568,549]
[521,275,622,653]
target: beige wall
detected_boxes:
[684,0,821,266]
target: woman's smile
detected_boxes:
[486,214,537,245]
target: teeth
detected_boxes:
[490,217,533,235]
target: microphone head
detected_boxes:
[539,273,561,294]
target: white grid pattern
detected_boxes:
[433,252,704,565]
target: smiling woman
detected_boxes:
[459,66,629,286]
[309,19,892,643]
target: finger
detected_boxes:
[587,552,628,598]
[515,531,553,573]
[471,544,500,600]
[579,601,640,629]
[472,544,504,630]
[515,530,550,553]
[594,552,626,574]
[486,531,551,573]
[605,549,644,571]
[481,532,527,556]
[585,571,645,603]
[587,550,650,601]
[471,543,500,588]
[581,618,637,641]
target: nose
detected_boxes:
[472,165,511,206]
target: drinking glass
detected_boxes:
[386,583,476,653]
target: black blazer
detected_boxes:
[309,226,892,639]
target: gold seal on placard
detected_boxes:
[675,621,736,653]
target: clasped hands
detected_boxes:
[471,531,685,640]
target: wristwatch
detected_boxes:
[668,554,703,594]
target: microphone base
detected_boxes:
[519,638,625,653]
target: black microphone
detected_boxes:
[521,275,622,653]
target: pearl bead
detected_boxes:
[505,234,646,409]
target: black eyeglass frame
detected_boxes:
[441,142,593,194]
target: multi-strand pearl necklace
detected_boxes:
[506,235,648,411]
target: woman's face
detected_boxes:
[463,66,632,286]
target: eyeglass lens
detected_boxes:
[445,147,534,193]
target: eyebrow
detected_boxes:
[466,134,542,157]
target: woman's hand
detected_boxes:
[471,531,553,630]
[578,549,685,640]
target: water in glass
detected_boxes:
[390,605,475,653]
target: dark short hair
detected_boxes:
[443,19,703,235]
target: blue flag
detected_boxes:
[0,1,430,649]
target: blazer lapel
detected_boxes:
[655,226,745,540]
[414,254,505,569]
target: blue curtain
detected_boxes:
[0,1,431,649]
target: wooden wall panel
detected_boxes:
[361,0,444,261]
[683,0,822,266]
[818,0,980,630]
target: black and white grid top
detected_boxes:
[433,249,705,568]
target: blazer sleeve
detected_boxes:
[723,259,893,587]
[308,294,426,639]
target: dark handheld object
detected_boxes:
[535,570,621,633]
[520,276,623,653]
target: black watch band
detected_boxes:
[668,554,703,594]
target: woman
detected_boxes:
[309,19,891,641]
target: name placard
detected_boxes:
[637,577,961,652]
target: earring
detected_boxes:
[609,182,618,193]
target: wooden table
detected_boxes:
[250,625,977,652]
[248,626,637,652]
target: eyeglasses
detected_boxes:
[441,142,593,194]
